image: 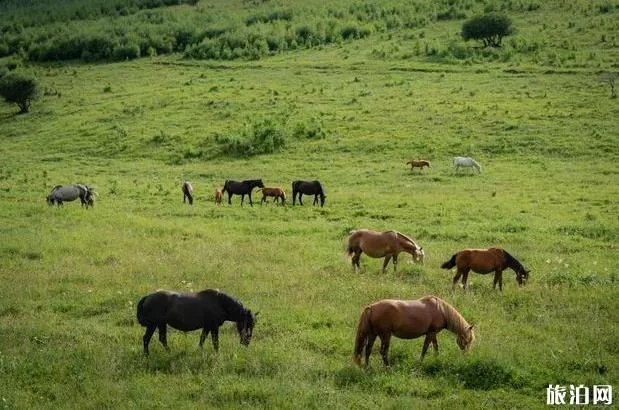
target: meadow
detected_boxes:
[0,0,618,408]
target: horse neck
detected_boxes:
[503,250,523,273]
[436,298,469,336]
[398,236,418,254]
[215,292,246,322]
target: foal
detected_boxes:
[258,187,286,205]
[406,160,431,172]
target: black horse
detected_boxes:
[136,289,258,355]
[182,181,194,205]
[221,179,265,206]
[292,180,326,207]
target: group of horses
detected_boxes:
[407,156,482,174]
[183,179,326,207]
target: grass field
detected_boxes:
[1,1,618,409]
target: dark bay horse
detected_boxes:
[222,179,265,206]
[137,289,258,355]
[292,180,325,207]
[46,184,95,208]
[441,247,530,291]
[182,181,194,205]
[347,229,424,273]
[406,159,431,172]
[354,295,475,368]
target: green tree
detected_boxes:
[461,13,514,48]
[0,73,38,113]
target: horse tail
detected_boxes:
[346,230,362,256]
[441,253,457,269]
[353,306,372,366]
[136,296,152,327]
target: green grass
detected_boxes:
[1,0,618,408]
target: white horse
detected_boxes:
[453,157,482,174]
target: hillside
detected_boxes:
[0,0,618,408]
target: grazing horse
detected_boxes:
[353,295,475,368]
[291,180,326,207]
[182,181,194,205]
[453,156,482,173]
[258,187,286,205]
[347,229,424,273]
[214,188,223,205]
[441,248,530,291]
[136,289,258,356]
[221,179,265,206]
[46,184,95,208]
[407,159,431,172]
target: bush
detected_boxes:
[112,44,140,60]
[0,72,38,113]
[214,118,286,157]
[461,13,514,47]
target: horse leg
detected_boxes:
[379,333,392,367]
[248,193,253,207]
[431,333,439,355]
[493,272,499,290]
[211,327,220,351]
[496,270,504,291]
[199,328,210,347]
[392,254,398,272]
[261,196,266,206]
[421,334,432,360]
[298,193,303,206]
[158,323,169,351]
[227,192,232,205]
[313,195,318,206]
[143,325,156,355]
[382,256,392,273]
[461,269,470,290]
[352,251,362,271]
[240,194,245,206]
[452,269,463,289]
[365,334,377,368]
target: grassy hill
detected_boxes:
[0,0,618,408]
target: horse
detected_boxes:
[214,188,223,205]
[407,159,431,172]
[136,289,258,356]
[441,247,530,291]
[291,180,326,207]
[258,187,286,205]
[46,184,95,208]
[347,229,424,273]
[353,295,475,368]
[221,179,265,206]
[182,181,194,205]
[453,156,482,173]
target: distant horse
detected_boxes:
[136,289,258,355]
[258,187,286,205]
[353,295,475,368]
[182,181,194,205]
[46,184,95,208]
[453,156,481,173]
[222,179,265,206]
[347,229,424,273]
[214,188,223,205]
[291,180,326,207]
[407,160,431,172]
[441,248,530,291]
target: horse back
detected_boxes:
[369,299,438,338]
[458,248,504,272]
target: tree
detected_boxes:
[0,73,38,113]
[461,13,514,48]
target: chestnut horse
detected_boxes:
[214,188,223,205]
[258,187,286,205]
[347,229,424,273]
[441,248,530,291]
[407,159,431,172]
[353,295,475,368]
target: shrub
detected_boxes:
[214,118,286,157]
[461,13,514,47]
[0,72,38,113]
[112,44,140,60]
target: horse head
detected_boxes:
[516,269,530,286]
[456,325,475,352]
[414,247,425,264]
[237,310,258,346]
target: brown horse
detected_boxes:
[407,159,431,172]
[347,229,424,273]
[258,187,286,205]
[214,188,223,205]
[353,295,475,368]
[441,248,530,291]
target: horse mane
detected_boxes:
[428,296,470,336]
[199,289,248,318]
[394,231,420,249]
[502,249,524,272]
